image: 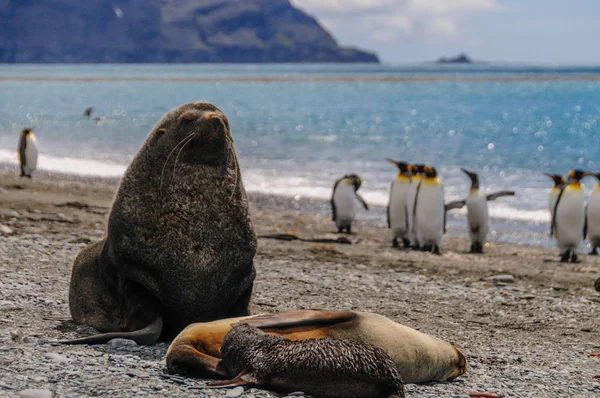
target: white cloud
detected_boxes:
[292,0,501,43]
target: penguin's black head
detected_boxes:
[460,168,479,189]
[344,174,362,191]
[410,164,426,175]
[568,169,590,182]
[543,173,565,188]
[21,127,34,136]
[423,165,438,178]
[386,158,410,174]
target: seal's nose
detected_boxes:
[203,112,226,140]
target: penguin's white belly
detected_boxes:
[555,189,585,250]
[333,185,356,227]
[466,193,489,244]
[587,190,600,245]
[23,134,38,175]
[389,181,410,237]
[416,185,444,245]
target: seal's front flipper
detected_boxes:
[59,316,163,345]
[234,309,357,330]
[166,342,227,379]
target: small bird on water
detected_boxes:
[18,127,38,178]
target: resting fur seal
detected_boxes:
[166,309,467,384]
[66,101,256,344]
[210,323,405,398]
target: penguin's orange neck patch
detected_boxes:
[397,174,410,181]
[422,177,441,186]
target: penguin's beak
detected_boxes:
[386,158,399,167]
[460,168,478,184]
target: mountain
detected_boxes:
[0,0,378,63]
[436,53,474,64]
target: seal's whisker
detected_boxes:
[159,132,195,196]
[172,133,196,177]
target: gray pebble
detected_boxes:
[285,393,306,397]
[0,224,12,235]
[10,329,24,342]
[486,274,515,283]
[108,338,138,348]
[19,389,52,398]
[226,386,245,397]
[44,352,69,363]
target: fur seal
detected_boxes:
[210,323,405,398]
[166,309,466,384]
[66,101,256,344]
[595,277,600,292]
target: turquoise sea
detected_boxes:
[2,64,600,247]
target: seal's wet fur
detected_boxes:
[216,323,405,398]
[68,101,256,343]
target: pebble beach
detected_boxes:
[0,171,599,397]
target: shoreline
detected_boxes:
[3,74,600,83]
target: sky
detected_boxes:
[290,0,600,65]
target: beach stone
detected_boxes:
[108,338,138,349]
[486,274,515,283]
[226,386,245,397]
[285,392,306,396]
[19,389,52,398]
[10,329,24,342]
[44,352,69,363]
[0,224,13,235]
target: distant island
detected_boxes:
[436,53,474,64]
[0,0,379,63]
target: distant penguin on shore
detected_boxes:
[544,174,565,220]
[331,174,368,234]
[552,170,589,263]
[444,169,515,253]
[387,159,411,248]
[586,174,600,255]
[407,164,426,249]
[414,166,445,254]
[18,127,38,178]
[84,107,93,118]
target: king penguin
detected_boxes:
[331,174,368,234]
[544,173,565,220]
[18,127,38,178]
[407,164,426,249]
[414,166,445,254]
[552,170,589,263]
[586,174,600,255]
[445,169,515,253]
[386,159,411,248]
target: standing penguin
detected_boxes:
[444,169,515,253]
[586,174,600,255]
[331,174,368,234]
[544,174,565,219]
[407,164,426,249]
[18,127,38,178]
[552,170,589,263]
[414,166,445,254]
[387,159,411,248]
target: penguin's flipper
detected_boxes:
[443,206,447,234]
[551,187,566,237]
[584,205,588,240]
[486,191,516,201]
[356,193,369,210]
[387,182,393,228]
[445,200,466,211]
[18,133,27,177]
[331,178,342,221]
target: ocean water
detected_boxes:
[2,64,600,247]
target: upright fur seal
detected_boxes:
[67,101,257,344]
[166,310,466,384]
[211,323,405,398]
